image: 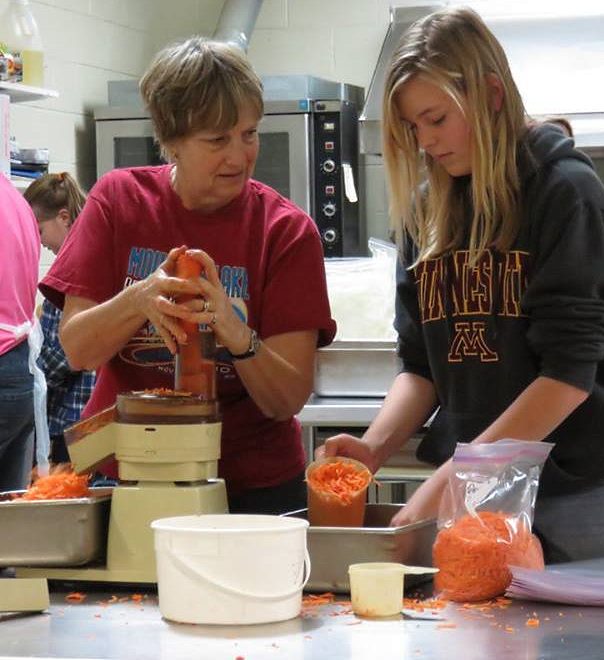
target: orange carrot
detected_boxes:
[21,471,90,501]
[175,253,202,281]
[432,511,544,603]
[306,461,371,505]
[175,253,203,335]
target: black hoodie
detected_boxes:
[395,123,604,496]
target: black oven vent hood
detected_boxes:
[359,3,444,156]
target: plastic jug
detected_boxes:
[0,0,44,86]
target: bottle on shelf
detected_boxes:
[0,0,44,87]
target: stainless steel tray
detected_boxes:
[0,487,112,567]
[285,503,436,593]
[315,340,400,397]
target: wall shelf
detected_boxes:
[0,81,58,103]
[10,177,33,192]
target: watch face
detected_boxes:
[250,330,261,354]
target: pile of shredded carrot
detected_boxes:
[21,471,90,501]
[432,510,544,602]
[137,388,192,397]
[307,461,371,504]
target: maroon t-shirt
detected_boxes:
[40,166,336,494]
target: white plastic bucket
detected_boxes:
[151,514,310,625]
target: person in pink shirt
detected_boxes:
[0,174,41,490]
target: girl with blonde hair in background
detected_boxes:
[319,6,604,563]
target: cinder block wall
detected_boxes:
[8,0,396,285]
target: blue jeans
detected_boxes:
[0,340,34,491]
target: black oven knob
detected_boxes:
[322,159,336,173]
[323,228,337,244]
[322,202,336,218]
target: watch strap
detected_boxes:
[229,328,261,361]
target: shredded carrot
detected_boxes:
[526,618,540,627]
[137,388,193,397]
[21,470,90,500]
[302,592,335,607]
[306,461,371,505]
[432,511,544,603]
[403,597,447,611]
[65,592,86,603]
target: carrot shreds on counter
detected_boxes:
[21,471,90,500]
[526,618,540,627]
[306,461,371,504]
[403,597,447,611]
[432,511,544,603]
[302,592,335,607]
[65,592,86,603]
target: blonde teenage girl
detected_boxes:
[319,7,604,563]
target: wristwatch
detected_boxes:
[230,328,261,361]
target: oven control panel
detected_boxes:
[312,100,360,257]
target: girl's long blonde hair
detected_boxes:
[382,7,527,263]
[24,172,87,225]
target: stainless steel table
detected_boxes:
[298,395,383,428]
[1,585,603,659]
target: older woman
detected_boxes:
[40,38,335,513]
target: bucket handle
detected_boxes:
[166,548,311,602]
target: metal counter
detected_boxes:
[298,394,383,427]
[1,584,603,660]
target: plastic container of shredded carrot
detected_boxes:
[433,510,544,602]
[21,471,90,501]
[306,457,372,527]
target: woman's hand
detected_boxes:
[171,248,251,356]
[315,434,380,473]
[130,246,202,354]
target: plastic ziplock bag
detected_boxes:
[432,439,553,602]
[325,237,397,341]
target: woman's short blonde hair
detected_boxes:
[382,7,527,263]
[140,37,264,157]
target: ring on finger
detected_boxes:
[202,299,213,313]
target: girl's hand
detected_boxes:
[389,460,451,527]
[315,434,379,473]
